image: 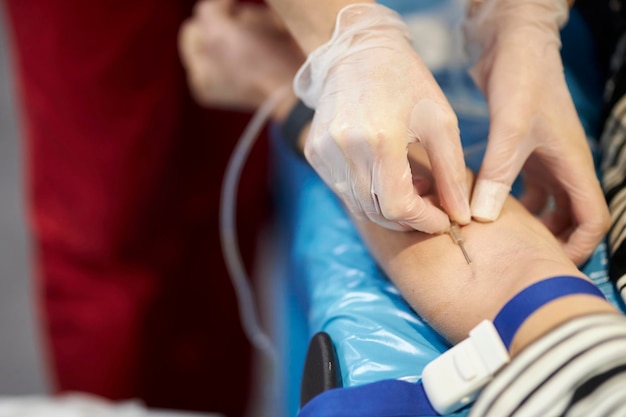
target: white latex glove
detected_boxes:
[464,0,610,264]
[294,3,470,233]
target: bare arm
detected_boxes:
[351,145,615,354]
[179,4,617,358]
[286,110,616,353]
[263,0,374,53]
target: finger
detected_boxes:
[178,19,199,69]
[540,136,610,264]
[268,8,290,34]
[304,126,371,223]
[197,0,234,20]
[309,124,391,223]
[564,215,609,266]
[373,158,451,233]
[235,4,285,34]
[561,175,610,265]
[364,120,450,233]
[410,99,471,225]
[309,118,450,233]
[471,120,533,222]
[306,111,392,224]
[194,0,238,53]
[178,20,219,104]
[233,2,290,34]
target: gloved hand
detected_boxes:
[464,0,610,264]
[294,3,470,233]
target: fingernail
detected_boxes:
[470,179,510,222]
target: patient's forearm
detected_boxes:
[279,98,616,356]
[351,146,616,354]
[354,201,615,354]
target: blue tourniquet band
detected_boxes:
[297,276,607,417]
[493,276,605,350]
[298,380,438,417]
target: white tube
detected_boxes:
[219,87,289,367]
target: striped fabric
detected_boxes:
[601,34,626,303]
[470,314,626,417]
[601,95,626,301]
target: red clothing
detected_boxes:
[3,0,268,415]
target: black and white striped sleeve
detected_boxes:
[601,94,626,303]
[469,314,626,417]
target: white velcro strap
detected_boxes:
[421,320,510,415]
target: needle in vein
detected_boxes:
[449,221,471,264]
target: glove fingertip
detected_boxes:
[401,209,451,235]
[448,181,472,225]
[470,179,511,222]
[450,206,471,226]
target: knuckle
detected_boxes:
[424,103,459,136]
[303,133,324,160]
[303,136,316,155]
[575,207,611,250]
[380,204,406,221]
[204,30,223,49]
[380,198,424,222]
[328,121,392,153]
[492,120,528,146]
[595,206,611,235]
[438,109,459,133]
[377,218,410,232]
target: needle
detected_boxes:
[449,221,471,264]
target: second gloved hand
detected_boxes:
[464,0,610,264]
[294,3,470,233]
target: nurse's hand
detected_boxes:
[179,0,304,116]
[464,0,610,265]
[294,3,470,233]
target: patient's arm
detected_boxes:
[286,101,615,354]
[178,9,617,357]
[352,145,616,354]
[288,106,616,351]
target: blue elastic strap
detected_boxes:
[297,276,606,417]
[493,276,605,350]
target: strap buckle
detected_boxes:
[422,320,510,415]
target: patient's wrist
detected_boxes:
[486,275,617,357]
[270,90,299,123]
[509,293,617,356]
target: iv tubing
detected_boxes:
[219,86,289,366]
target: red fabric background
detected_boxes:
[3,0,268,415]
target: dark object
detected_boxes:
[574,0,626,82]
[281,99,315,159]
[300,332,343,407]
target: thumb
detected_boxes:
[471,130,532,222]
[411,99,471,225]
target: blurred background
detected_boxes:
[0,2,266,415]
[0,5,48,395]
